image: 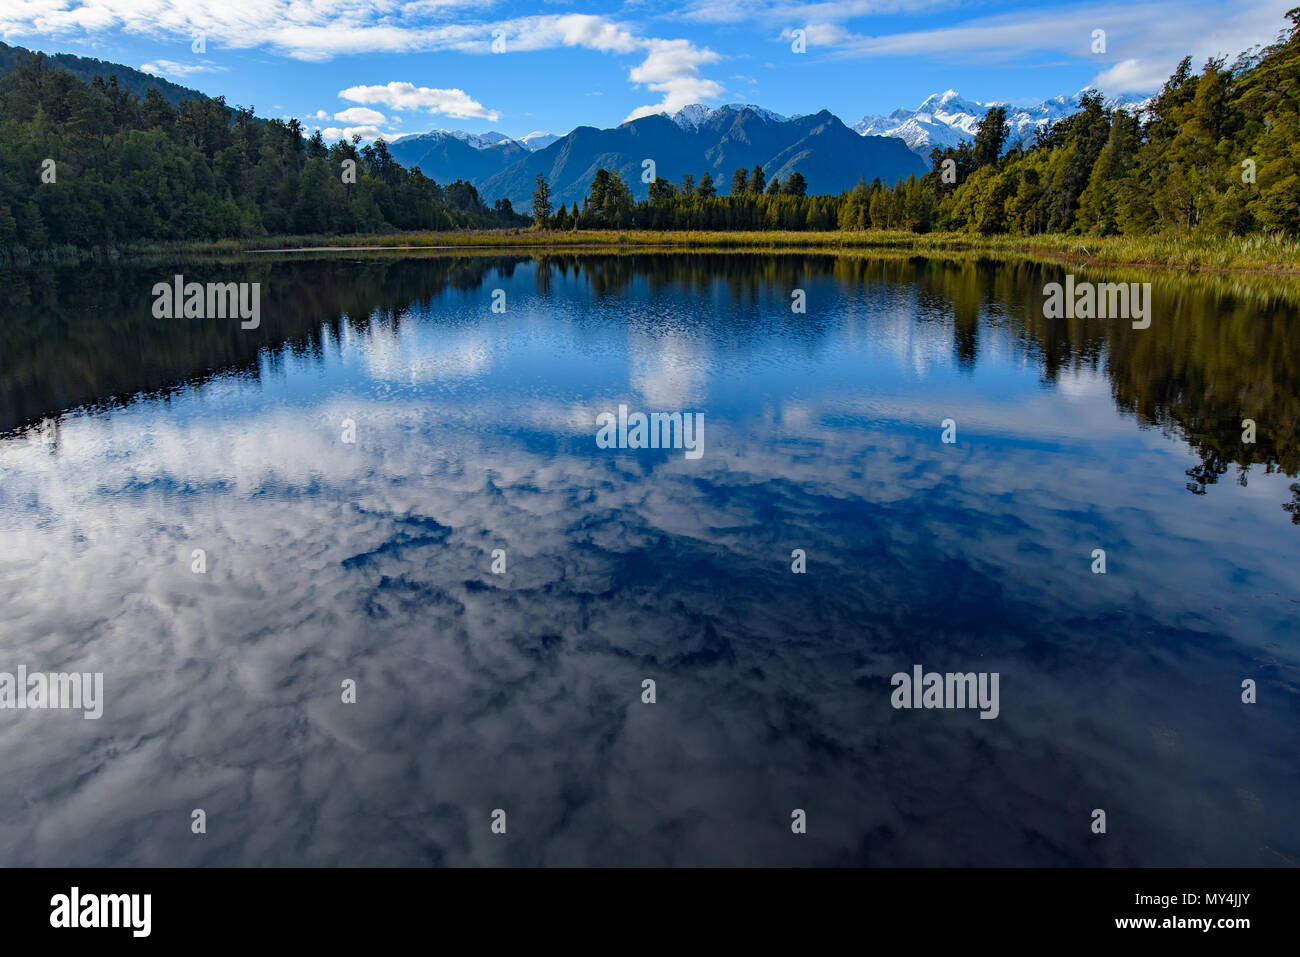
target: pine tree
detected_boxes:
[971,106,1009,168]
[531,173,552,228]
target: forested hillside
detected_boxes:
[0,54,526,248]
[0,39,211,108]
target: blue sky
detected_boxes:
[1,1,1292,141]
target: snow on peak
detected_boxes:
[520,131,560,150]
[855,89,1154,158]
[390,129,564,151]
[669,103,790,130]
[670,103,714,130]
[439,130,515,149]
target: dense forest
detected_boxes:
[535,10,1300,236]
[0,55,527,248]
[2,9,1297,249]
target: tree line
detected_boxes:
[0,54,527,248]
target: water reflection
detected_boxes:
[5,254,1296,512]
[0,253,1296,867]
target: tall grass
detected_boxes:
[3,229,1299,273]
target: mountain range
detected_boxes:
[392,104,925,208]
[854,89,1152,156]
[389,91,1152,206]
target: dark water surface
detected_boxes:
[1,252,1297,866]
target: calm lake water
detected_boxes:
[0,252,1297,866]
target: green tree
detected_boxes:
[971,105,1009,168]
[648,177,677,203]
[531,172,553,228]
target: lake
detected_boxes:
[0,251,1297,866]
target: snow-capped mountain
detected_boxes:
[390,87,1148,169]
[854,90,985,155]
[386,129,509,149]
[669,103,790,131]
[390,129,558,151]
[478,106,923,207]
[382,90,1153,201]
[854,89,1150,158]
[520,131,560,150]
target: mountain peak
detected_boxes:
[671,103,713,130]
[916,90,982,117]
[389,128,560,152]
[669,103,790,130]
[520,131,560,150]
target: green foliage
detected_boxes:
[531,173,552,227]
[0,52,526,249]
[913,13,1300,240]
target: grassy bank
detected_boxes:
[4,229,1299,273]
[251,229,1300,273]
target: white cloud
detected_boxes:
[496,13,643,54]
[339,82,500,121]
[485,14,724,119]
[1,5,727,125]
[624,38,725,120]
[1091,57,1179,92]
[803,0,1293,99]
[676,0,952,25]
[332,106,387,125]
[315,124,388,142]
[139,59,225,78]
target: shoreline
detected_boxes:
[4,229,1299,275]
